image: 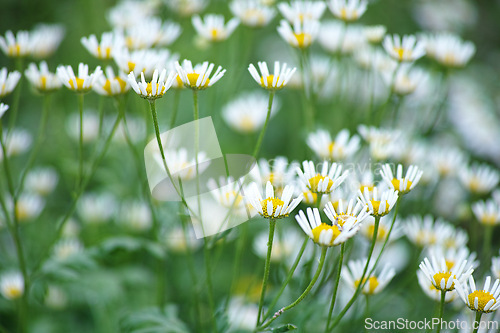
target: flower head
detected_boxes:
[328,0,368,22]
[324,199,370,228]
[295,207,360,247]
[0,68,21,98]
[472,199,500,226]
[25,167,59,196]
[380,163,423,195]
[296,160,349,195]
[278,1,326,22]
[423,32,475,68]
[25,61,62,93]
[404,215,468,249]
[277,18,319,49]
[459,164,499,195]
[175,60,226,90]
[343,259,396,295]
[123,18,182,49]
[246,181,302,219]
[0,272,24,300]
[0,30,31,57]
[358,186,398,217]
[192,14,239,42]
[306,129,360,161]
[383,34,426,62]
[455,276,500,313]
[56,63,102,93]
[127,68,175,100]
[114,48,178,78]
[417,270,457,303]
[390,66,426,96]
[419,254,473,292]
[230,0,276,27]
[81,32,124,60]
[94,66,130,96]
[29,24,65,59]
[248,61,296,90]
[0,103,8,120]
[364,25,386,44]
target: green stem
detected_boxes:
[256,219,277,326]
[261,236,309,322]
[252,91,275,159]
[423,71,449,136]
[7,57,24,136]
[472,311,482,333]
[259,246,328,330]
[77,93,84,191]
[97,95,105,138]
[325,242,345,332]
[203,238,217,332]
[436,290,446,333]
[16,94,51,197]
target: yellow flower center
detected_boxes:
[260,74,283,89]
[293,32,312,48]
[369,200,389,216]
[7,44,21,56]
[468,290,496,313]
[445,260,454,271]
[103,77,127,95]
[186,73,210,88]
[146,82,166,97]
[40,76,47,90]
[311,223,341,246]
[15,203,29,221]
[393,47,410,60]
[302,191,318,205]
[340,8,358,20]
[97,46,112,59]
[210,28,221,40]
[308,174,334,194]
[69,77,86,90]
[416,230,437,246]
[243,9,266,26]
[261,197,285,218]
[443,53,457,67]
[432,272,455,291]
[224,191,243,207]
[127,61,136,73]
[391,178,413,193]
[360,185,374,193]
[4,285,23,299]
[480,214,498,226]
[355,276,379,294]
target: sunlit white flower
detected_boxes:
[455,276,500,313]
[324,199,370,228]
[0,68,21,98]
[459,164,500,195]
[423,32,475,68]
[153,148,210,181]
[0,272,24,300]
[380,163,423,195]
[0,30,31,57]
[248,61,296,90]
[278,1,326,22]
[364,25,386,44]
[107,0,156,29]
[227,297,259,331]
[29,24,65,59]
[93,66,129,96]
[417,270,457,303]
[419,254,473,292]
[127,68,176,100]
[165,0,207,17]
[404,215,468,249]
[328,0,368,22]
[429,146,467,177]
[307,129,360,161]
[358,187,398,217]
[15,193,45,222]
[250,157,298,193]
[472,200,500,226]
[317,20,345,54]
[175,60,226,90]
[412,0,477,33]
[0,103,8,119]
[427,246,479,273]
[81,31,124,60]
[124,18,182,49]
[207,176,250,217]
[56,63,102,93]
[390,65,426,96]
[343,259,396,295]
[77,192,117,224]
[295,207,360,247]
[222,91,281,134]
[230,0,275,27]
[192,14,239,42]
[114,48,178,78]
[62,218,81,238]
[296,160,349,195]
[277,18,319,49]
[53,238,84,260]
[383,34,426,62]
[246,181,302,219]
[25,167,59,196]
[119,201,152,232]
[1,128,32,158]
[358,125,402,161]
[25,61,62,93]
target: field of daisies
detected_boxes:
[1,0,500,332]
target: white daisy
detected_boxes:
[56,63,102,93]
[114,48,178,78]
[192,14,240,42]
[0,67,21,98]
[230,0,276,27]
[358,186,399,217]
[360,214,403,243]
[419,254,474,292]
[0,272,24,300]
[277,0,326,22]
[277,18,319,49]
[29,24,65,59]
[1,128,32,157]
[423,32,475,68]
[391,65,426,96]
[25,167,59,196]
[417,270,457,303]
[118,201,153,232]
[343,259,396,295]
[25,61,62,93]
[127,68,176,100]
[175,60,226,90]
[81,31,125,60]
[77,192,117,224]
[380,163,423,195]
[364,25,386,44]
[15,193,45,222]
[296,160,349,195]
[165,0,208,17]
[53,238,84,260]
[324,199,370,227]
[459,164,500,195]
[492,255,500,280]
[306,128,360,161]
[0,103,8,119]
[248,61,296,90]
[124,18,182,49]
[0,30,31,57]
[328,0,368,22]
[93,66,130,96]
[472,199,500,226]
[455,276,500,313]
[246,181,302,219]
[383,34,426,62]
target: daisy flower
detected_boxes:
[0,103,8,119]
[175,60,226,90]
[404,215,468,249]
[248,61,296,90]
[93,66,130,96]
[380,163,423,195]
[306,128,360,161]
[77,192,117,224]
[165,0,207,17]
[230,0,276,27]
[124,18,182,49]
[25,167,59,196]
[358,125,402,161]
[29,24,65,59]
[15,193,45,222]
[391,66,426,96]
[1,128,32,157]
[277,1,326,22]
[0,30,31,57]
[192,14,239,42]
[114,48,177,78]
[472,199,500,226]
[328,0,368,22]
[455,276,500,313]
[429,146,467,177]
[107,0,156,29]
[53,238,84,260]
[81,31,124,60]
[427,246,479,272]
[277,18,319,49]
[246,181,302,220]
[343,259,396,295]
[253,227,306,264]
[24,61,62,93]
[324,199,370,227]
[250,157,299,191]
[364,25,386,44]
[459,164,500,195]
[296,160,349,195]
[56,63,103,93]
[222,91,281,134]
[383,34,426,62]
[417,270,457,303]
[119,201,152,232]
[358,186,399,217]
[423,32,475,68]
[295,207,360,247]
[127,68,176,100]
[0,68,21,98]
[207,176,249,217]
[419,254,474,292]
[0,272,24,300]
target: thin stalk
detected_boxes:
[97,95,105,138]
[472,311,482,333]
[203,238,217,332]
[436,290,446,333]
[7,57,24,136]
[77,93,84,191]
[256,219,277,326]
[423,71,449,136]
[259,246,328,330]
[325,242,345,332]
[252,91,275,159]
[261,236,309,322]
[229,223,249,298]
